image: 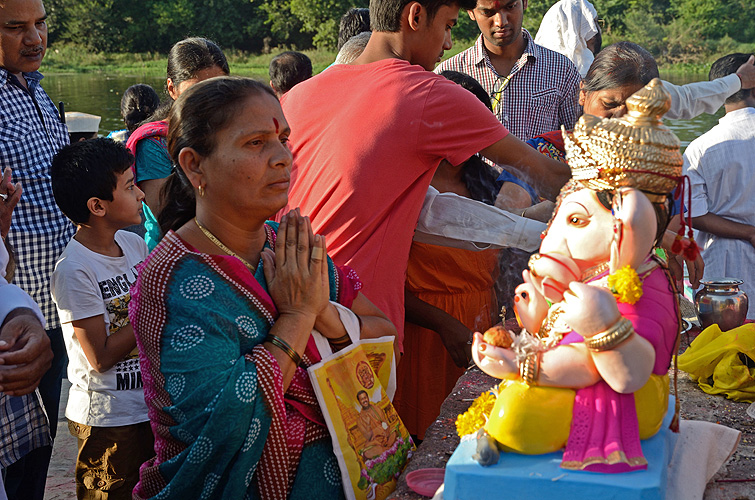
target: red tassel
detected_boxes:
[671,233,683,255]
[684,239,699,261]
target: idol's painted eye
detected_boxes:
[567,214,588,227]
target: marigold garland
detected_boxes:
[455,391,496,437]
[607,265,643,304]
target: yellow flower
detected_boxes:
[455,391,497,437]
[607,265,643,304]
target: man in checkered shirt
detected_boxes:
[435,0,581,141]
[0,0,75,498]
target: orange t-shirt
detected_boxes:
[281,59,507,350]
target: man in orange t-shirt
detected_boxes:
[281,0,570,353]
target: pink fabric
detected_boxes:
[125,120,168,177]
[280,59,507,351]
[561,265,678,471]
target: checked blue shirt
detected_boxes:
[0,391,50,467]
[0,68,75,329]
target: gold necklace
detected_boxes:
[581,261,609,282]
[194,218,257,273]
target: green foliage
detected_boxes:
[453,9,481,44]
[621,7,667,56]
[260,0,313,50]
[40,0,755,67]
[289,0,368,50]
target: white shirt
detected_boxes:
[535,0,600,77]
[664,74,742,120]
[51,231,149,426]
[684,106,755,318]
[414,186,546,252]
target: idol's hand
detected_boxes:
[513,270,549,333]
[471,332,517,380]
[561,282,621,338]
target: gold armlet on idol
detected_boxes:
[584,317,635,352]
[518,351,541,386]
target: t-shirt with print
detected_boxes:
[281,58,507,351]
[51,230,149,427]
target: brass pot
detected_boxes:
[694,278,748,331]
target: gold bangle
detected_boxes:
[518,351,540,385]
[584,317,634,352]
[266,335,302,366]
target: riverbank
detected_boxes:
[43,42,718,79]
[43,43,340,79]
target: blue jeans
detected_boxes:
[4,326,67,500]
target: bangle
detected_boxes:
[265,335,302,366]
[584,317,634,351]
[518,351,540,385]
[328,332,351,345]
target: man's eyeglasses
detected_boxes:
[491,74,512,113]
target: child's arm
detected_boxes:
[71,316,137,373]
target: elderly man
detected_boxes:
[435,0,581,141]
[0,0,74,498]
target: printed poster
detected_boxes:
[309,337,415,500]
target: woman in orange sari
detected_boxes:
[394,72,500,440]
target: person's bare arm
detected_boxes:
[0,308,53,395]
[693,213,755,247]
[349,292,396,340]
[405,289,471,368]
[261,211,332,389]
[480,135,571,201]
[71,315,137,373]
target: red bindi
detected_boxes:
[273,117,279,134]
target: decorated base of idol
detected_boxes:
[445,396,678,500]
[443,79,698,500]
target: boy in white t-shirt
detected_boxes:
[50,138,153,499]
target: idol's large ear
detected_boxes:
[610,187,656,272]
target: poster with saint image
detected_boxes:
[308,337,415,500]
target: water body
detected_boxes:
[42,72,722,150]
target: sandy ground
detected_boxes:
[44,379,76,500]
[45,301,755,499]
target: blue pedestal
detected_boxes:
[444,398,678,500]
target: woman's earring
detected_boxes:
[198,185,205,197]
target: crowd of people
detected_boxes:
[1,0,754,498]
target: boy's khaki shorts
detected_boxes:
[68,420,154,500]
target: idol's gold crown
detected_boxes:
[563,78,683,200]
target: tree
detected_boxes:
[288,0,368,50]
[260,0,314,50]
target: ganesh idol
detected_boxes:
[471,79,686,473]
